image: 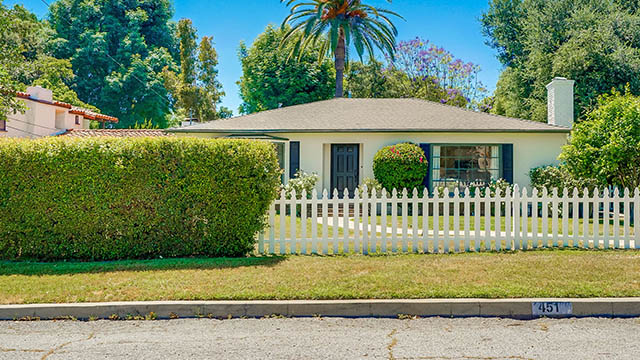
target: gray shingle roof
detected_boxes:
[170,98,570,133]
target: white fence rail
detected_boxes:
[258,186,640,255]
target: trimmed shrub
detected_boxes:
[0,137,281,261]
[282,170,319,199]
[358,177,383,197]
[373,143,428,192]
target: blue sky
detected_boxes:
[10,0,502,115]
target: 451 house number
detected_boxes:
[532,302,573,317]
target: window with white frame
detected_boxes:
[0,119,5,131]
[431,145,501,191]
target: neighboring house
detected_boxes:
[0,86,118,138]
[57,129,173,138]
[169,78,575,194]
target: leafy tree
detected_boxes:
[237,25,334,114]
[388,38,486,107]
[560,88,640,189]
[0,2,25,122]
[482,0,640,122]
[48,0,179,128]
[198,36,228,119]
[164,19,227,121]
[0,2,92,122]
[345,39,485,108]
[344,60,406,98]
[280,0,402,98]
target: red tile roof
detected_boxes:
[16,91,118,122]
[70,107,119,123]
[57,129,173,138]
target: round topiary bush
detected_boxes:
[373,143,429,192]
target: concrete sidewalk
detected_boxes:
[2,298,640,321]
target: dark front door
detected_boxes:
[331,144,359,198]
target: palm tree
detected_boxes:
[280,0,402,98]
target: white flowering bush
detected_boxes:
[282,170,319,199]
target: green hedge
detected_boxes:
[373,143,429,192]
[0,137,281,261]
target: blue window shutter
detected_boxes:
[502,144,514,184]
[289,141,300,179]
[419,143,431,191]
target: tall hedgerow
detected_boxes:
[0,137,281,261]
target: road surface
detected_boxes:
[1,317,638,359]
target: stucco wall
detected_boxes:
[0,99,86,138]
[175,131,569,191]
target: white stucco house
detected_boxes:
[169,78,575,194]
[0,86,118,138]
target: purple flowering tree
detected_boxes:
[385,38,488,108]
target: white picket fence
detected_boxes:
[258,186,640,255]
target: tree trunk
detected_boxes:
[334,31,345,98]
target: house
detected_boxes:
[0,86,118,138]
[169,78,575,194]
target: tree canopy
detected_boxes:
[0,2,92,123]
[48,0,180,128]
[0,2,25,122]
[163,19,228,123]
[482,0,640,122]
[237,25,334,114]
[345,38,486,109]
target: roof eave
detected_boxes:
[168,128,571,134]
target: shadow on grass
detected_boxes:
[0,256,286,276]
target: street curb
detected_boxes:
[2,299,640,320]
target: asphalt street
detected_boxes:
[0,317,638,359]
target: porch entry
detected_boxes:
[331,144,359,198]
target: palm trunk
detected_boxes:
[334,31,345,98]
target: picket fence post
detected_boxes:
[290,189,297,254]
[279,189,286,255]
[301,189,308,254]
[433,189,440,254]
[332,189,339,254]
[362,186,370,255]
[381,189,388,253]
[422,188,430,253]
[311,189,318,254]
[343,188,350,254]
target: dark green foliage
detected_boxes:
[373,143,428,192]
[48,0,179,128]
[482,0,640,122]
[0,2,92,118]
[560,89,640,189]
[237,25,334,114]
[0,137,281,261]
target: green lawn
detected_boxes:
[2,250,640,304]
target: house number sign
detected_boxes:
[532,302,573,317]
